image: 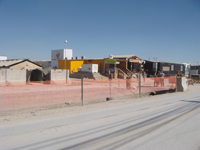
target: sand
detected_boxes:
[0,84,199,126]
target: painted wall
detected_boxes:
[58,59,110,73]
[70,61,84,73]
[58,60,71,70]
[58,60,84,73]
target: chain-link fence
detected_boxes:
[0,76,176,111]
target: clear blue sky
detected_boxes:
[0,0,200,63]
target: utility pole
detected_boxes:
[64,40,67,70]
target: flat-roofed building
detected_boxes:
[0,56,7,61]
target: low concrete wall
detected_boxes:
[176,77,188,92]
[0,69,69,85]
[0,69,26,82]
[0,69,6,82]
[50,69,69,80]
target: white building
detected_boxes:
[0,56,7,61]
[51,49,73,68]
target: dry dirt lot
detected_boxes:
[0,84,198,126]
[0,78,175,111]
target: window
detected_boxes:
[180,66,183,71]
[171,65,174,71]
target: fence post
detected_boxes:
[139,73,141,97]
[81,75,83,106]
[110,79,111,98]
[106,71,113,101]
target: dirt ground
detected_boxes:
[0,84,199,126]
[0,78,175,111]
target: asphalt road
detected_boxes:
[1,90,200,150]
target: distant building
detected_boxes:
[34,60,51,68]
[57,54,142,76]
[0,56,7,61]
[0,59,42,70]
[190,63,200,70]
[144,60,185,76]
[182,63,190,77]
[109,55,142,71]
[51,49,73,68]
[190,63,200,76]
[0,59,43,82]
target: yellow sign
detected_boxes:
[105,59,116,64]
[163,66,170,71]
[129,59,139,63]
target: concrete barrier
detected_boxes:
[50,69,69,81]
[176,77,188,92]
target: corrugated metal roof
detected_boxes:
[144,60,187,65]
[109,55,141,59]
[144,60,162,63]
[190,63,200,66]
[0,59,24,67]
[0,59,42,68]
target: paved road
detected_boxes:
[1,91,200,150]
